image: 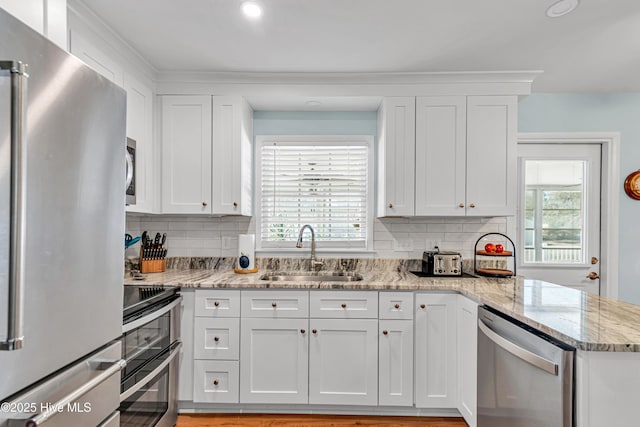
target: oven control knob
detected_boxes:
[239,255,250,269]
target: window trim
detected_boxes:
[255,135,375,253]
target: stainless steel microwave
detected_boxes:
[126,137,136,205]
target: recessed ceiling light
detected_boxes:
[546,0,579,18]
[305,100,322,107]
[242,1,263,18]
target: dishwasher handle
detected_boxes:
[478,318,559,376]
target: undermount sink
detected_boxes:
[259,271,364,282]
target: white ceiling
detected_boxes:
[79,0,640,92]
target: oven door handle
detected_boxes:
[120,340,182,402]
[122,296,182,333]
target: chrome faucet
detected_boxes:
[296,224,324,272]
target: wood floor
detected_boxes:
[177,414,469,427]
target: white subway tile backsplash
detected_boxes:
[126,214,508,260]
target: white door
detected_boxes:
[517,143,601,294]
[378,320,414,407]
[309,319,378,405]
[239,318,309,404]
[414,294,457,409]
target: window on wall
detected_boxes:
[256,135,374,250]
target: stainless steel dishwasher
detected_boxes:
[477,306,575,427]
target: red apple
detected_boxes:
[495,244,504,253]
[484,243,496,253]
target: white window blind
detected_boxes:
[258,138,371,249]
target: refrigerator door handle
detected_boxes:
[120,340,182,402]
[9,359,127,427]
[478,318,558,375]
[0,60,28,351]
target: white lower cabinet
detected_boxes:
[239,318,309,404]
[379,320,413,406]
[309,318,378,406]
[414,293,458,408]
[457,296,478,427]
[178,290,195,401]
[193,360,239,403]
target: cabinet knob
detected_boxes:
[420,304,426,309]
[383,330,388,335]
[233,202,238,207]
[388,203,393,209]
[470,203,476,208]
[341,303,347,308]
[213,380,219,386]
[213,301,220,307]
[458,203,465,208]
[272,302,277,308]
[312,329,317,334]
[214,336,220,342]
[202,201,208,207]
[300,329,306,334]
[394,303,400,309]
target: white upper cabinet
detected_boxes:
[377,97,416,217]
[0,0,67,48]
[161,95,213,214]
[124,73,154,213]
[68,29,124,86]
[415,96,467,216]
[212,96,253,216]
[414,95,517,217]
[465,96,517,216]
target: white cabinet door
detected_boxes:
[415,293,457,408]
[161,95,212,214]
[377,97,415,217]
[68,29,124,86]
[1,0,67,48]
[178,290,195,401]
[415,96,467,216]
[212,96,253,216]
[240,318,309,404]
[124,73,154,213]
[309,319,378,405]
[466,96,517,216]
[379,320,413,407]
[457,296,478,427]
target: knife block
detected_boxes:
[139,247,166,273]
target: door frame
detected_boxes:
[512,132,620,298]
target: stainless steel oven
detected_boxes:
[121,286,181,427]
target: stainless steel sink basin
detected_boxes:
[259,271,364,282]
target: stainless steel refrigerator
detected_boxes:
[1,7,126,427]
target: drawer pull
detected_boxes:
[312,329,317,334]
[202,201,208,207]
[341,303,347,308]
[470,203,476,208]
[394,303,400,309]
[272,302,277,308]
[420,304,426,309]
[214,336,220,342]
[213,301,220,307]
[383,330,388,335]
[459,203,465,208]
[233,202,238,207]
[300,329,306,334]
[213,379,219,386]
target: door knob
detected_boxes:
[202,201,208,207]
[300,329,306,334]
[382,330,388,335]
[591,257,599,265]
[458,203,465,208]
[233,202,238,207]
[586,272,600,280]
[469,203,476,208]
[388,203,393,209]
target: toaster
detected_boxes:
[422,250,462,276]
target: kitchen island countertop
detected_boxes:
[125,267,640,352]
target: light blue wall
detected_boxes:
[519,93,640,304]
[253,111,378,136]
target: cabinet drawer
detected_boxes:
[194,317,239,360]
[379,292,414,320]
[195,290,240,318]
[241,290,309,318]
[310,291,378,319]
[193,360,239,403]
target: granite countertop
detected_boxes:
[125,259,640,353]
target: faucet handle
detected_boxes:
[311,259,324,272]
